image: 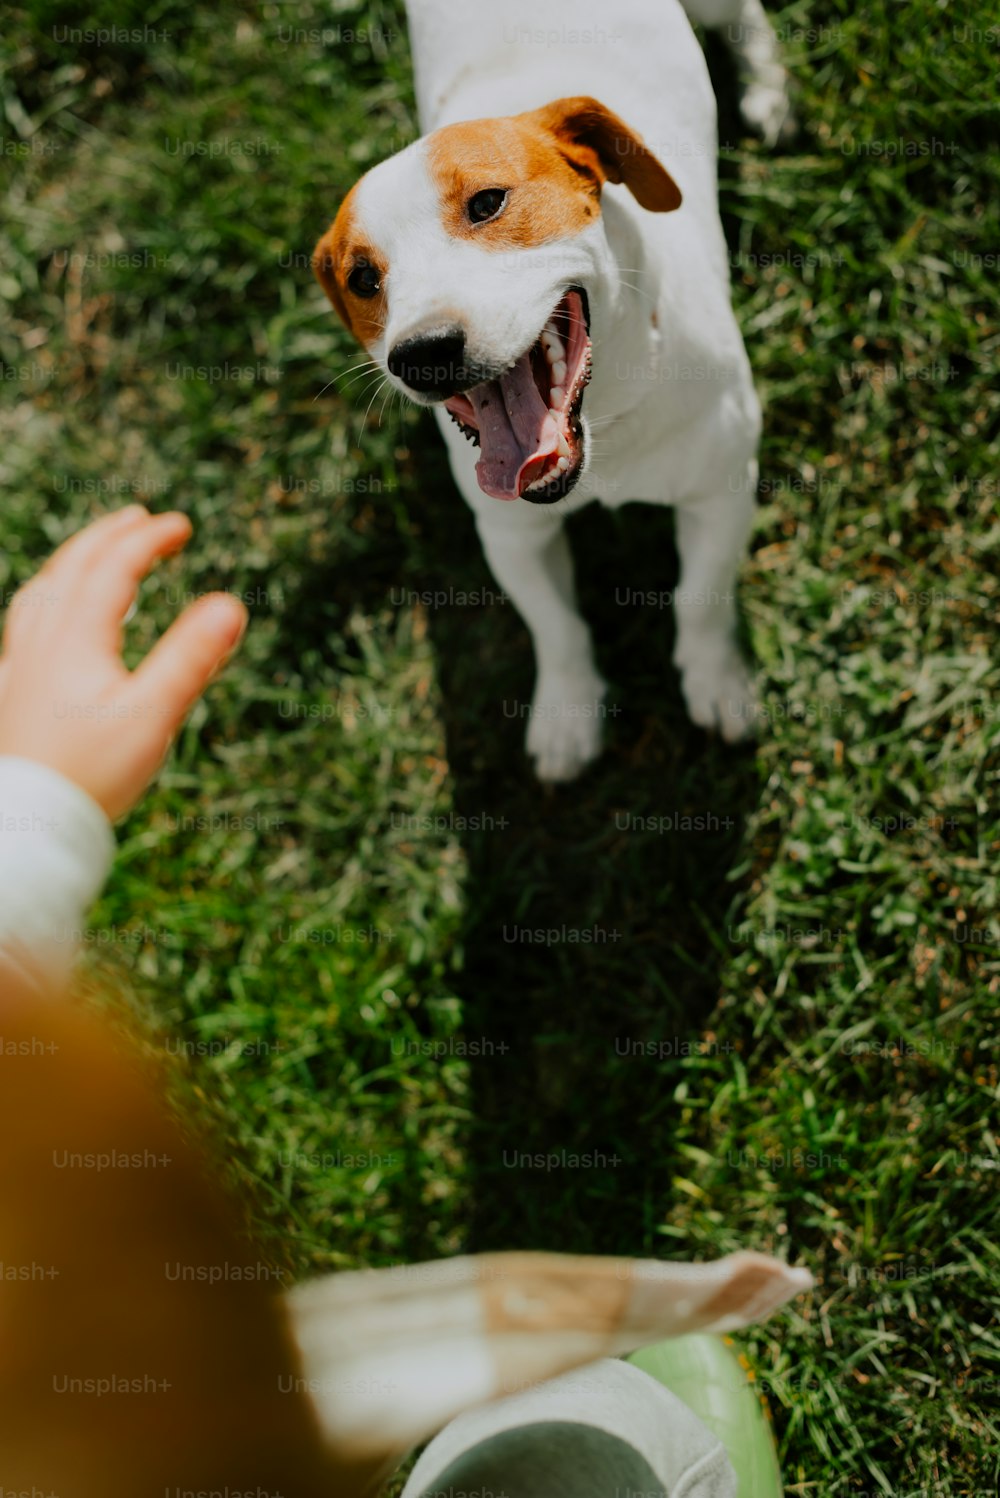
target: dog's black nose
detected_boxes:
[388,331,472,395]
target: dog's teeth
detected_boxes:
[550,386,565,408]
[552,359,567,386]
[555,431,571,458]
[555,456,569,473]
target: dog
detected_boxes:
[313,0,794,781]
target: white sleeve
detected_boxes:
[0,756,115,997]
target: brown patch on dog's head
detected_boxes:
[314,96,679,351]
[425,95,681,251]
[313,183,388,347]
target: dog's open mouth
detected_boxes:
[444,288,591,504]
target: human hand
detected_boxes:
[0,506,247,821]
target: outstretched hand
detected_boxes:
[0,506,247,821]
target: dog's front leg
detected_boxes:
[475,509,607,783]
[672,481,758,743]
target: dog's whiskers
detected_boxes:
[313,377,341,402]
[313,359,384,403]
[377,381,402,428]
[357,375,392,440]
[347,372,389,410]
[337,362,384,391]
[618,279,657,307]
[341,357,382,375]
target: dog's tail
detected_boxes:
[671,0,795,146]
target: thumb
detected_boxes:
[132,594,248,730]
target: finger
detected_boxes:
[39,504,150,587]
[82,512,195,647]
[1,509,149,651]
[0,565,68,651]
[130,594,248,727]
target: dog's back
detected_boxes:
[405,0,719,200]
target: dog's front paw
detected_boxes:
[680,647,758,743]
[525,670,608,782]
[739,72,797,147]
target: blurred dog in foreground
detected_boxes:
[0,982,811,1496]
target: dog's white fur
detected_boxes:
[340,0,793,779]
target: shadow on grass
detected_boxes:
[414,438,759,1256]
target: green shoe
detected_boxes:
[628,1334,783,1498]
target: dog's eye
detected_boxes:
[347,262,381,298]
[467,188,508,224]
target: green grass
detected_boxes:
[1,0,998,1491]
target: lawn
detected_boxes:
[1,0,998,1491]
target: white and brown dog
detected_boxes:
[313,0,793,780]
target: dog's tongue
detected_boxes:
[469,351,560,499]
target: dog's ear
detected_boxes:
[312,222,350,327]
[529,95,682,213]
